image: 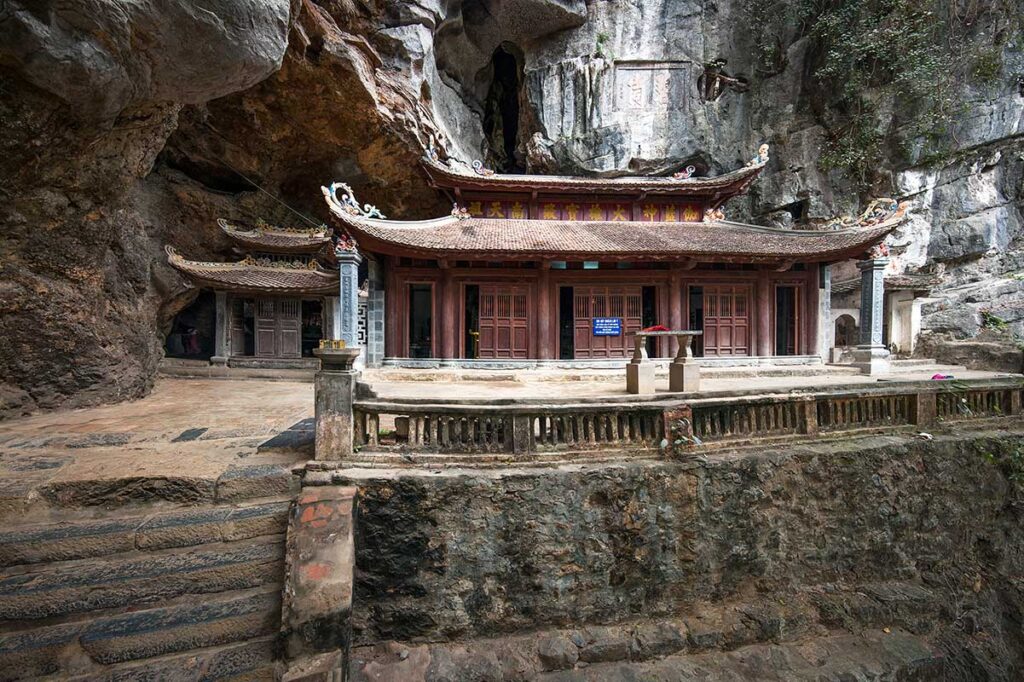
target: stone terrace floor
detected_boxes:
[0,368,1018,521]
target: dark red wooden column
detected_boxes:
[440,263,456,359]
[756,270,772,357]
[537,262,552,360]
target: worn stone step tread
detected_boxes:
[0,586,281,675]
[64,636,277,682]
[0,499,292,567]
[0,535,285,622]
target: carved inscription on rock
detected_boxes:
[614,62,692,111]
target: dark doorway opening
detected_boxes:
[408,284,433,358]
[559,286,574,359]
[483,45,522,173]
[231,298,256,356]
[775,286,798,355]
[166,291,215,359]
[465,284,480,358]
[642,286,658,357]
[688,286,704,357]
[301,300,323,358]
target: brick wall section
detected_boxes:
[365,258,385,367]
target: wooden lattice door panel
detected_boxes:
[477,285,530,359]
[255,299,277,357]
[702,286,750,356]
[254,298,301,358]
[572,286,643,359]
[276,299,302,359]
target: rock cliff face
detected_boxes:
[2,0,1022,415]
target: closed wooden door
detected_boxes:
[254,298,301,358]
[702,285,750,356]
[572,286,643,358]
[276,299,301,359]
[477,285,530,359]
[255,299,277,357]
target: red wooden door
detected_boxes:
[477,285,530,359]
[702,285,750,356]
[573,286,643,358]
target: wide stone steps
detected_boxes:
[0,491,293,680]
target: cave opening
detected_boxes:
[165,290,216,360]
[483,45,523,173]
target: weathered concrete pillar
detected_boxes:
[324,296,341,340]
[211,291,230,366]
[337,250,362,364]
[853,258,891,375]
[281,485,356,681]
[312,348,361,461]
[626,334,655,394]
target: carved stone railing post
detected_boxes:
[913,390,937,427]
[313,348,361,461]
[800,398,819,436]
[511,414,533,455]
[853,257,891,375]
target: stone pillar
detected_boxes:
[323,296,341,340]
[211,291,230,366]
[337,251,362,362]
[537,263,552,360]
[668,270,683,358]
[818,264,831,362]
[626,335,655,394]
[281,485,356,681]
[313,348,361,461]
[756,270,772,357]
[852,257,891,375]
[365,257,385,367]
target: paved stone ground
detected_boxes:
[367,367,1010,399]
[0,380,314,522]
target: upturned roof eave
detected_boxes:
[419,154,767,197]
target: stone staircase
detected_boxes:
[0,464,300,680]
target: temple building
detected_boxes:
[319,145,906,368]
[166,219,339,367]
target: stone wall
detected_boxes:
[338,428,1024,678]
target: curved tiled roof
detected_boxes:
[166,246,338,294]
[324,207,901,264]
[420,154,767,197]
[219,219,332,254]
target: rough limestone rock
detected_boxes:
[2,0,1023,414]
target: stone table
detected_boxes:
[627,330,703,394]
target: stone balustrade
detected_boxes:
[316,378,1024,462]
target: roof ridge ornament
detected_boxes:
[746,143,770,167]
[451,203,471,220]
[703,206,725,223]
[321,182,386,220]
[824,198,908,231]
[471,159,496,176]
[673,165,696,179]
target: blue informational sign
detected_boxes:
[592,317,623,336]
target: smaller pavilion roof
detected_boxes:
[166,246,338,295]
[219,218,332,254]
[420,152,768,198]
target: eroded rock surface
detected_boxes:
[2,0,1023,415]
